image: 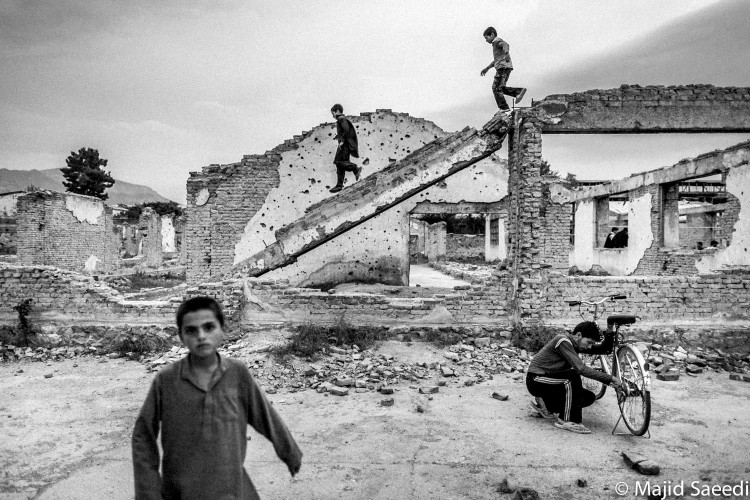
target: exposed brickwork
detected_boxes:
[715,194,741,245]
[0,264,244,348]
[186,155,282,284]
[539,180,570,270]
[536,85,750,133]
[539,272,750,325]
[16,190,118,274]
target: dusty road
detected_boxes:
[2,341,749,500]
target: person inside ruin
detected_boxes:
[526,321,622,434]
[710,240,719,248]
[329,103,362,193]
[696,241,704,251]
[603,227,618,248]
[611,227,628,248]
[132,296,302,499]
[480,26,527,111]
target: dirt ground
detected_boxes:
[2,340,749,500]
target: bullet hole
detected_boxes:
[260,223,266,228]
[302,190,309,194]
[405,134,411,138]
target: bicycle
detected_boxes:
[568,294,652,437]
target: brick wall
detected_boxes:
[537,85,750,133]
[0,217,15,254]
[715,194,741,245]
[0,264,245,348]
[538,271,750,325]
[16,190,119,273]
[186,155,283,284]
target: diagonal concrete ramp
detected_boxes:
[233,112,512,277]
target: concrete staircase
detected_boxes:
[233,111,512,277]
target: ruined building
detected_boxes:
[2,85,750,348]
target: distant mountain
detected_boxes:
[0,168,174,206]
[539,0,750,96]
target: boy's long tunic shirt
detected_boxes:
[132,355,303,500]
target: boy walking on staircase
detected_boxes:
[480,27,527,111]
[329,104,362,193]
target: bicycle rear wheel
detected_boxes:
[580,354,610,400]
[616,344,651,436]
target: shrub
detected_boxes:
[273,317,387,357]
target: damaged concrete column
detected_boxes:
[139,207,162,268]
[662,183,680,248]
[424,221,446,262]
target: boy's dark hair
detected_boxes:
[483,27,497,37]
[572,321,601,341]
[176,296,225,333]
[331,103,344,113]
[611,227,619,232]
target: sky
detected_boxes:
[1,0,749,203]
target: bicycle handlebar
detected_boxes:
[567,294,626,306]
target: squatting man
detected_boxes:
[526,321,623,434]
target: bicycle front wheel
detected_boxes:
[616,344,651,436]
[580,354,610,400]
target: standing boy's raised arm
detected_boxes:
[132,379,163,500]
[243,371,303,476]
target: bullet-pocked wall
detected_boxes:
[15,190,119,274]
[186,110,508,286]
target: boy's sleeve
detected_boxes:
[243,371,303,476]
[556,339,613,384]
[132,376,163,499]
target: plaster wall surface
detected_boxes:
[0,193,20,216]
[65,196,103,225]
[265,158,507,286]
[696,164,750,272]
[161,216,176,253]
[204,111,509,287]
[572,192,652,275]
[234,111,446,265]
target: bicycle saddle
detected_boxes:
[607,314,636,326]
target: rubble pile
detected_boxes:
[3,337,749,390]
[644,343,750,381]
[141,338,535,395]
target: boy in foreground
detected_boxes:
[480,26,526,111]
[132,296,302,499]
[526,321,622,434]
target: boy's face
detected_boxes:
[331,109,342,119]
[573,333,595,351]
[484,34,496,44]
[179,309,224,360]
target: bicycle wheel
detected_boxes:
[580,354,610,400]
[616,344,651,436]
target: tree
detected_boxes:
[61,147,115,200]
[122,201,184,221]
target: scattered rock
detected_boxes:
[491,392,509,401]
[419,386,439,394]
[329,387,349,396]
[379,386,394,395]
[380,397,394,407]
[416,404,425,413]
[576,478,587,487]
[622,451,660,475]
[657,372,679,381]
[512,487,540,500]
[44,373,53,379]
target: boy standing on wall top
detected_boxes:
[329,103,362,193]
[132,296,302,499]
[480,26,527,111]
